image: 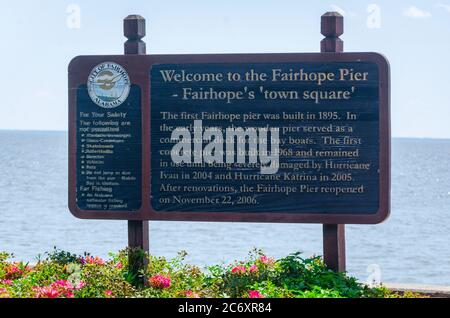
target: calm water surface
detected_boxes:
[0,130,449,285]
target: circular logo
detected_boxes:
[87,62,131,108]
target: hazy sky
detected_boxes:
[1,0,449,138]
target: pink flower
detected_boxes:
[52,280,74,289]
[1,279,13,286]
[0,287,9,298]
[65,291,75,298]
[105,290,113,297]
[185,290,200,298]
[231,266,247,275]
[116,262,123,270]
[34,286,60,298]
[4,263,30,280]
[76,281,86,290]
[149,275,171,289]
[248,290,264,298]
[85,256,105,265]
[249,265,259,273]
[259,255,275,265]
[34,280,76,298]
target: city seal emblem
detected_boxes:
[87,62,131,108]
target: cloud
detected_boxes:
[403,6,432,18]
[330,4,346,16]
[436,3,450,13]
[330,4,357,17]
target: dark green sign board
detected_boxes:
[69,53,390,224]
[151,62,380,214]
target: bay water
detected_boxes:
[0,130,449,285]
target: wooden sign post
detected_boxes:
[68,12,390,276]
[123,15,149,278]
[321,12,346,272]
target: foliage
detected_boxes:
[44,247,86,265]
[0,248,424,298]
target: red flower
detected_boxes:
[185,290,200,298]
[34,280,75,298]
[105,290,113,297]
[85,256,105,265]
[248,290,264,298]
[52,280,74,289]
[231,266,247,275]
[34,286,60,298]
[4,263,30,280]
[149,275,171,289]
[259,255,275,265]
[249,265,259,273]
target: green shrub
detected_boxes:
[0,248,423,298]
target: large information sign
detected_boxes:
[69,53,390,224]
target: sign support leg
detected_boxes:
[320,12,346,272]
[128,220,149,251]
[124,15,149,281]
[323,224,346,271]
[128,220,149,281]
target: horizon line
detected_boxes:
[0,128,449,141]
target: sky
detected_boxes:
[0,0,449,138]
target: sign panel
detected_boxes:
[151,62,380,214]
[68,53,390,223]
[75,84,142,212]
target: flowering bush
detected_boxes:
[231,266,247,275]
[0,249,422,298]
[3,262,31,280]
[149,275,171,289]
[84,256,106,266]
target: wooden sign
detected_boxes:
[68,52,390,224]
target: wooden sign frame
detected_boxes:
[68,52,390,225]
